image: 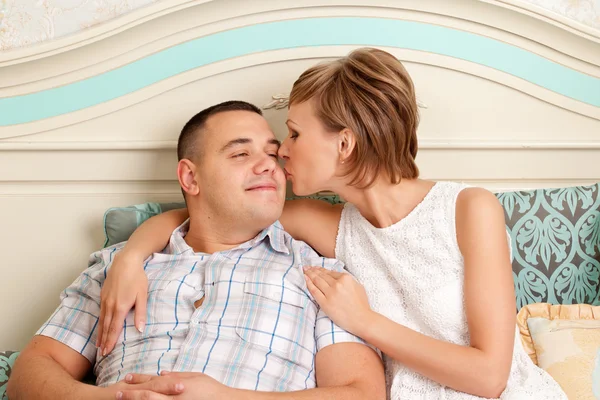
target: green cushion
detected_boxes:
[103,202,185,247]
[0,351,19,400]
[102,184,600,310]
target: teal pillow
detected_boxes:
[103,202,185,247]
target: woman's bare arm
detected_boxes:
[361,188,515,397]
[280,199,343,258]
[98,208,188,355]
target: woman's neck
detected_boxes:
[334,178,435,229]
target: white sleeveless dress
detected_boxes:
[335,181,567,400]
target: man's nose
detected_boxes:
[255,153,278,175]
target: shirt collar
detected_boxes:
[239,220,289,255]
[167,219,289,256]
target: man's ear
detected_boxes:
[338,128,356,163]
[177,159,200,196]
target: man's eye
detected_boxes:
[268,154,278,158]
[232,153,248,158]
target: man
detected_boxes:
[7,101,385,400]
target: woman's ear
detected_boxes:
[338,128,356,163]
[177,159,200,196]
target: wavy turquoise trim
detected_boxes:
[1,17,599,126]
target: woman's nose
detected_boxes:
[278,141,289,159]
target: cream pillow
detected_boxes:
[517,303,600,400]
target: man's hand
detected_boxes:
[98,251,149,357]
[115,372,233,400]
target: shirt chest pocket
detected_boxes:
[132,266,203,338]
[235,274,315,363]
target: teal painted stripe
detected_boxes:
[1,17,599,126]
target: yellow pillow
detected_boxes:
[517,303,600,400]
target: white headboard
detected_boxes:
[1,0,599,349]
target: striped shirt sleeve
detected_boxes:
[35,247,116,364]
[300,246,373,352]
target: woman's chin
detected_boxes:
[291,183,311,197]
[291,184,321,197]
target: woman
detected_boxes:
[98,48,566,399]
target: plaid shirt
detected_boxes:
[37,220,366,391]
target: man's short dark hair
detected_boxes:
[177,100,263,161]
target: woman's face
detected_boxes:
[278,100,341,196]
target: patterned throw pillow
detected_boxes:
[0,351,19,400]
[497,183,600,310]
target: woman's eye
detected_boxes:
[290,130,299,139]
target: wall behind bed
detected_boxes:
[2,0,599,51]
[1,0,599,349]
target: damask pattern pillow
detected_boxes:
[497,183,600,310]
[0,351,19,400]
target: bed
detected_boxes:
[1,0,599,385]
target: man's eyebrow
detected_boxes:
[220,138,251,153]
[220,137,280,153]
[268,138,281,148]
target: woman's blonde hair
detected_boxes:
[289,47,419,188]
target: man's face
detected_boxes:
[191,110,286,229]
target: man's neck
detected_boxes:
[184,214,262,254]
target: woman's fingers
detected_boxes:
[304,274,326,305]
[304,266,345,279]
[100,303,114,356]
[304,268,338,295]
[104,308,128,355]
[134,290,148,335]
[97,299,107,348]
[313,269,339,286]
